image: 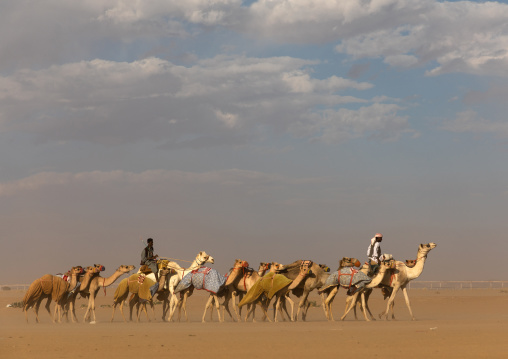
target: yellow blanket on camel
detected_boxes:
[114,274,156,302]
[238,272,292,308]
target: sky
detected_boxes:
[1,0,507,284]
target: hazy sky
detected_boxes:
[1,0,507,284]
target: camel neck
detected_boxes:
[98,271,123,287]
[366,267,389,288]
[406,251,427,281]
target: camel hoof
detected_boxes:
[89,321,96,325]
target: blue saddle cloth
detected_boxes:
[338,267,371,289]
[174,267,226,294]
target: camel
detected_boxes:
[170,265,226,322]
[239,260,313,322]
[202,260,271,323]
[111,267,171,322]
[318,257,361,321]
[277,260,331,321]
[22,266,84,324]
[64,264,105,323]
[166,251,215,322]
[339,259,396,321]
[377,243,437,321]
[82,264,135,324]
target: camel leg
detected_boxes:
[324,287,338,321]
[222,293,235,322]
[363,289,375,320]
[359,292,370,321]
[260,300,272,323]
[320,292,328,319]
[295,291,310,321]
[181,292,189,322]
[341,291,360,321]
[202,295,214,322]
[273,297,280,322]
[283,294,295,321]
[278,296,291,322]
[401,286,415,320]
[244,304,255,322]
[230,291,241,322]
[167,295,177,321]
[379,285,400,320]
[213,294,222,322]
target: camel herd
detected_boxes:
[21,243,437,324]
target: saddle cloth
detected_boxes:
[320,268,371,291]
[238,272,293,308]
[174,267,226,294]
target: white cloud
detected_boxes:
[0,55,392,146]
[442,110,508,137]
[289,103,414,143]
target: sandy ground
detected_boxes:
[1,287,507,359]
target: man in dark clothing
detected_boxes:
[141,238,159,281]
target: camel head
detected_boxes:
[85,265,103,275]
[299,260,313,275]
[270,262,284,273]
[418,242,437,256]
[257,262,271,276]
[341,257,361,268]
[287,260,314,290]
[94,264,106,272]
[225,259,250,286]
[232,259,250,269]
[196,251,214,265]
[118,265,136,273]
[70,266,84,275]
[159,268,171,277]
[318,264,331,272]
[405,259,416,268]
[381,259,396,270]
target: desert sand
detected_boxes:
[1,288,507,359]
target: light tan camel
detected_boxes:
[278,260,331,321]
[166,251,215,322]
[378,243,437,320]
[339,259,396,321]
[22,266,84,324]
[111,268,171,323]
[83,264,135,324]
[65,264,105,323]
[340,258,396,321]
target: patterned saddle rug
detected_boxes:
[174,267,226,295]
[320,268,371,292]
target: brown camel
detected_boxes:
[277,260,331,321]
[83,264,135,324]
[111,268,171,322]
[239,260,313,322]
[377,243,437,320]
[22,266,84,324]
[64,264,105,323]
[202,260,270,323]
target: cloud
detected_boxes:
[0,169,326,198]
[289,103,414,143]
[0,55,399,147]
[442,110,508,137]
